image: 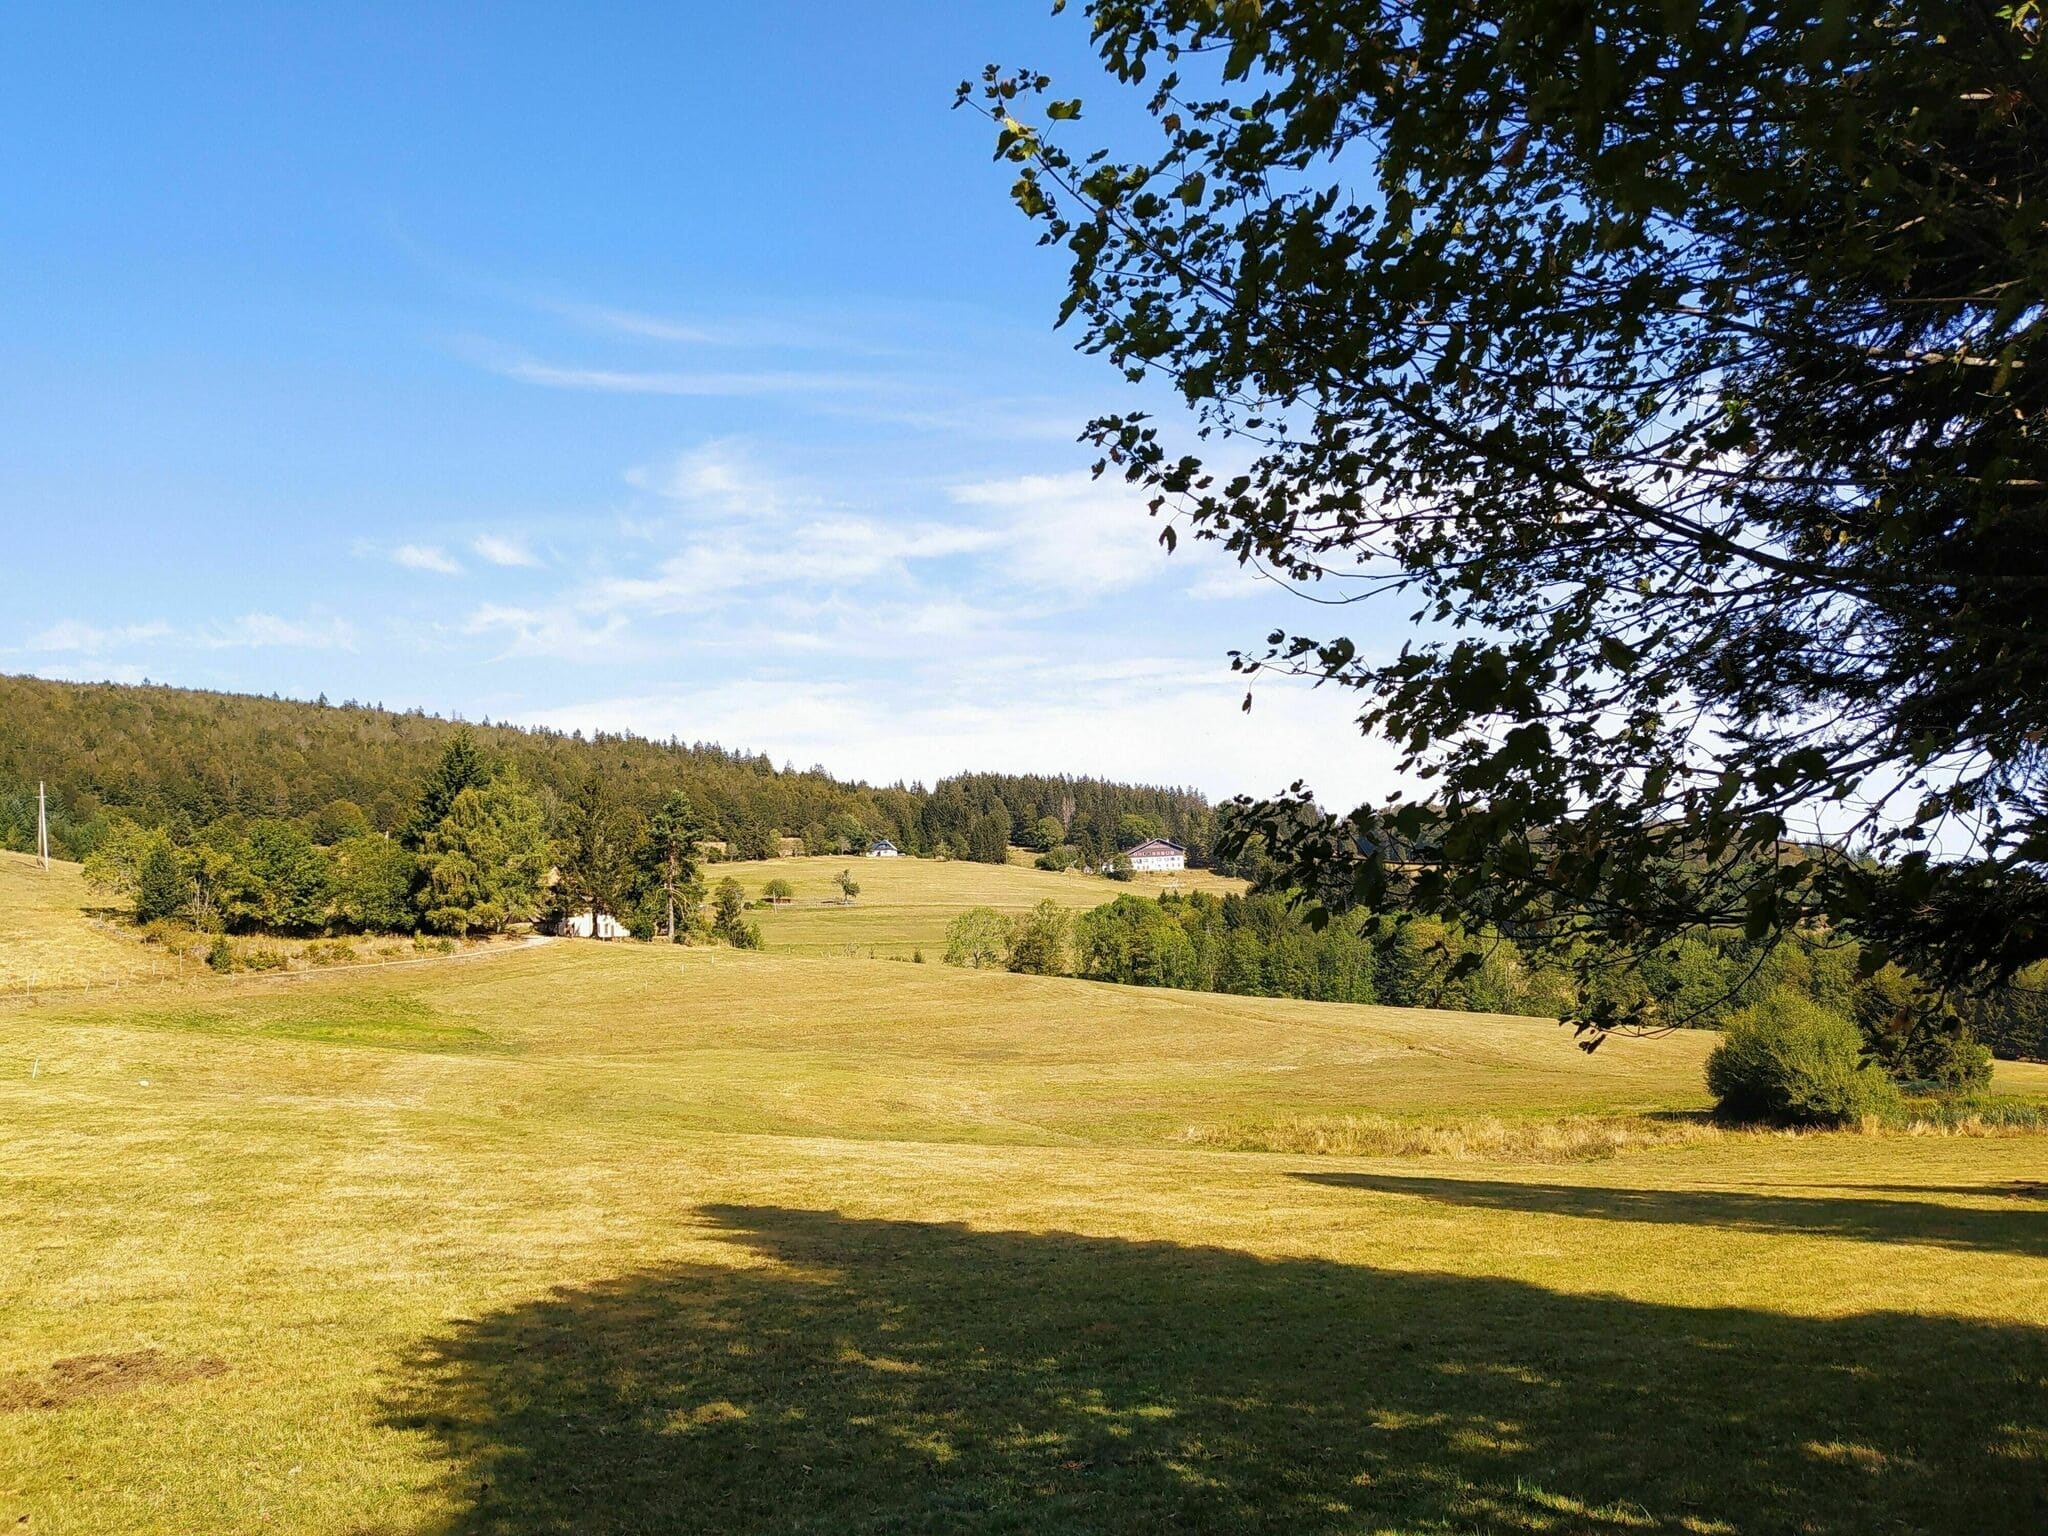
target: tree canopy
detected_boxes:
[968,1,2048,1027]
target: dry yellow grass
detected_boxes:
[0,850,192,991]
[1,861,2045,1533]
[716,851,1244,956]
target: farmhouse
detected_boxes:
[1123,838,1186,873]
[556,910,631,940]
[866,838,902,858]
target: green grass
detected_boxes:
[1,861,2045,1533]
[715,852,1244,957]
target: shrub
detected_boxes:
[943,907,1009,969]
[134,841,189,924]
[1705,989,1901,1127]
[1006,900,1071,976]
[206,936,236,973]
[1853,964,1995,1094]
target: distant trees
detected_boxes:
[134,841,186,924]
[642,792,705,942]
[1,676,1214,872]
[556,772,636,939]
[967,811,1011,866]
[762,877,795,903]
[943,908,1010,969]
[1073,896,1200,990]
[418,772,548,935]
[711,877,760,948]
[399,728,488,850]
[1005,900,1070,976]
[331,833,416,932]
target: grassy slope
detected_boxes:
[3,858,2047,1534]
[0,850,191,990]
[716,852,1244,957]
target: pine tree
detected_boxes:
[398,727,488,850]
[134,842,187,923]
[641,792,704,941]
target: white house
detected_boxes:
[866,838,902,858]
[558,910,631,940]
[1123,838,1186,873]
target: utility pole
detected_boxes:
[37,780,50,871]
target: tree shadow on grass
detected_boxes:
[1294,1171,2048,1257]
[383,1204,2047,1536]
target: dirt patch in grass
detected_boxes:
[0,1350,227,1413]
[1181,1112,1725,1162]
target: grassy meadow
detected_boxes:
[714,851,1244,957]
[1,853,2045,1534]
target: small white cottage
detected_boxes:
[866,838,902,858]
[558,910,631,940]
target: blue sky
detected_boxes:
[0,1,1402,807]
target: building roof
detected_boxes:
[1126,838,1185,858]
[869,837,898,850]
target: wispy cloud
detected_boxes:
[472,534,543,569]
[17,613,354,656]
[393,543,464,575]
[483,352,870,399]
[948,470,1176,595]
[462,603,630,662]
[25,619,174,654]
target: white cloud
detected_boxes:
[512,658,1407,809]
[24,619,174,654]
[196,614,357,651]
[487,354,868,398]
[16,613,353,657]
[949,470,1177,595]
[393,543,464,575]
[471,534,543,569]
[462,603,631,662]
[623,441,808,521]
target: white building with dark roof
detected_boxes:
[865,837,901,857]
[1122,838,1186,873]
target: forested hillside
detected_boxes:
[0,674,1217,864]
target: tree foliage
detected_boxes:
[969,1,2048,1030]
[418,772,548,935]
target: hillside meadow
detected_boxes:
[714,851,1244,957]
[1,853,2045,1534]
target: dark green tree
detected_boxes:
[399,727,489,851]
[332,833,418,933]
[642,792,705,942]
[969,1,2048,1034]
[134,841,188,924]
[968,810,1011,866]
[558,772,638,939]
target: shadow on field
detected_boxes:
[1296,1171,2048,1257]
[384,1205,2047,1536]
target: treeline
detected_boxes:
[946,890,2046,1070]
[0,674,1218,865]
[83,728,773,948]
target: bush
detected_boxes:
[1006,900,1071,976]
[1705,990,1902,1127]
[206,936,236,973]
[1853,964,1995,1094]
[944,907,1009,969]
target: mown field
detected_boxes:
[1,854,2045,1534]
[713,852,1244,957]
